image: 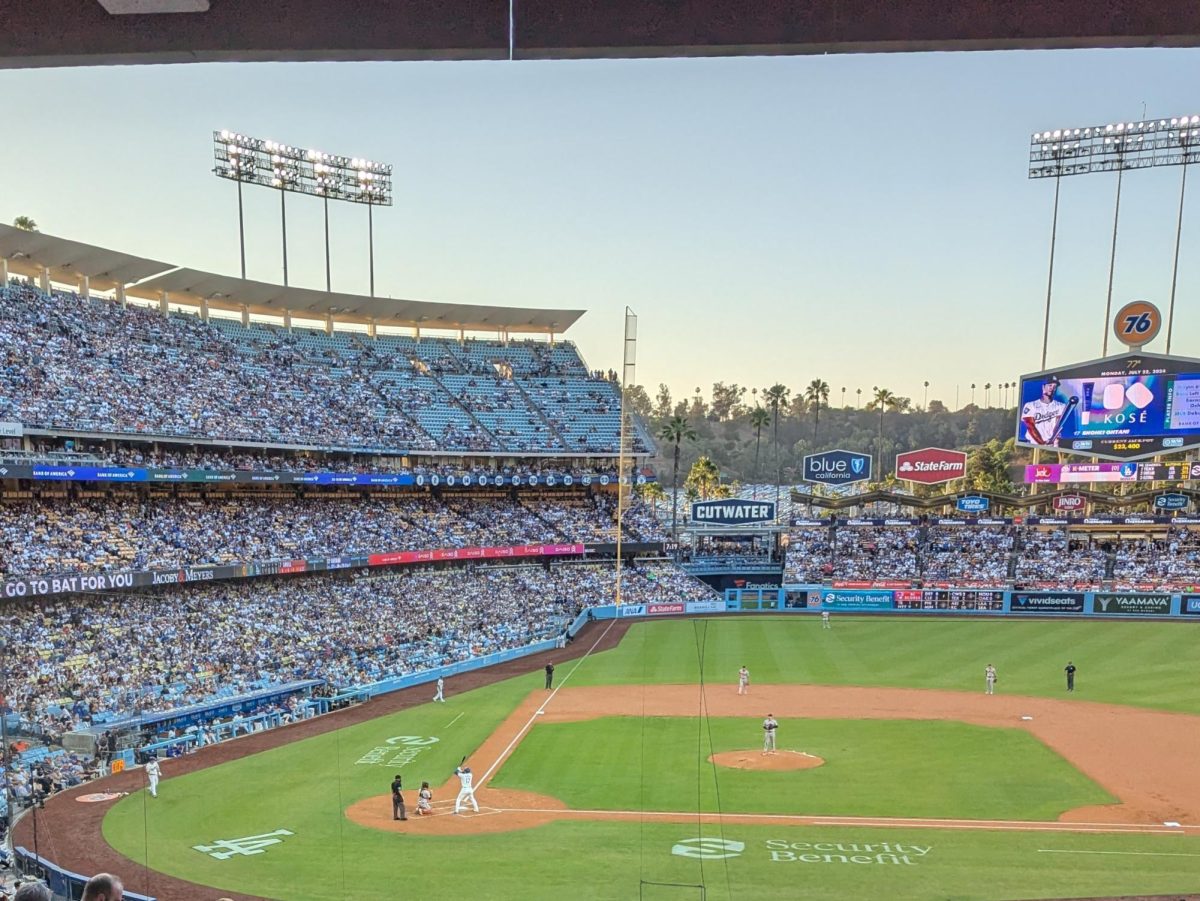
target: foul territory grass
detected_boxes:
[569,616,1200,713]
[489,716,1112,820]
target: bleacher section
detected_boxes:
[0,281,652,455]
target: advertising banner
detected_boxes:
[1052,494,1087,512]
[818,589,894,610]
[1024,461,1200,484]
[1154,493,1190,511]
[690,499,776,526]
[1010,592,1085,613]
[618,605,647,618]
[803,449,872,486]
[1092,593,1171,615]
[647,603,686,615]
[956,496,990,514]
[1015,351,1200,461]
[685,599,727,614]
[0,421,22,437]
[1182,596,1200,615]
[895,448,967,485]
[894,589,1005,611]
[367,543,585,567]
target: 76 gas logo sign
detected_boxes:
[1113,301,1161,348]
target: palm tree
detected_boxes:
[685,455,722,500]
[640,481,668,519]
[749,406,771,499]
[658,415,697,540]
[923,380,930,410]
[872,386,899,477]
[984,382,992,407]
[12,216,37,231]
[971,383,976,406]
[803,379,830,443]
[763,384,791,521]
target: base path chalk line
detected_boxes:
[478,616,620,786]
[493,807,1194,834]
[1037,849,1200,857]
[445,712,464,728]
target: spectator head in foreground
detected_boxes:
[81,873,123,901]
[14,885,53,901]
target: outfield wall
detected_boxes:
[589,588,1200,620]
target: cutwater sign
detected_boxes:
[1154,493,1190,511]
[803,449,872,486]
[691,499,775,526]
[956,496,989,514]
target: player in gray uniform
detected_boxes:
[762,715,779,754]
[985,663,997,695]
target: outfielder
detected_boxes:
[821,609,831,630]
[737,666,750,695]
[1020,376,1068,446]
[433,676,445,703]
[762,714,779,755]
[985,663,997,695]
[145,757,161,798]
[454,764,479,814]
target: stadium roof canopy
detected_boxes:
[0,224,584,334]
[2,0,1199,68]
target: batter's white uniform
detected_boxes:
[985,665,997,696]
[1021,397,1067,445]
[433,677,445,703]
[145,758,160,797]
[762,717,778,753]
[737,667,749,695]
[454,766,479,813]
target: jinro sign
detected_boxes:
[895,448,967,485]
[803,449,872,486]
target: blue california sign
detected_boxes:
[803,449,872,486]
[956,496,990,514]
[690,499,776,526]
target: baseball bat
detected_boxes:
[1047,396,1079,444]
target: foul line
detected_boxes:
[1037,849,1200,857]
[479,618,619,785]
[493,807,1193,834]
[445,712,464,728]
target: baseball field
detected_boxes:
[72,616,1200,899]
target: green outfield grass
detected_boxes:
[570,616,1200,713]
[489,716,1113,819]
[101,616,1200,900]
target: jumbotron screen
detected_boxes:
[1015,352,1200,460]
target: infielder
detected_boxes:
[145,757,161,798]
[762,714,779,755]
[737,666,750,695]
[417,781,434,816]
[821,609,831,630]
[433,676,446,703]
[1020,376,1068,446]
[454,764,479,814]
[985,663,997,695]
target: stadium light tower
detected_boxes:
[1029,115,1200,360]
[213,130,393,294]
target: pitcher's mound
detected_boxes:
[709,750,825,771]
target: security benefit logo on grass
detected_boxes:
[671,838,746,860]
[766,840,931,866]
[355,735,439,768]
[193,830,295,860]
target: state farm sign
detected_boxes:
[895,447,967,485]
[1053,494,1086,512]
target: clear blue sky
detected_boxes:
[2,49,1200,409]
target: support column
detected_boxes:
[79,276,90,299]
[240,304,250,327]
[459,327,465,344]
[199,297,210,321]
[368,318,377,339]
[159,290,169,316]
[39,266,50,293]
[1,258,9,285]
[324,313,334,336]
[116,283,127,307]
[415,324,421,342]
[283,309,292,330]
